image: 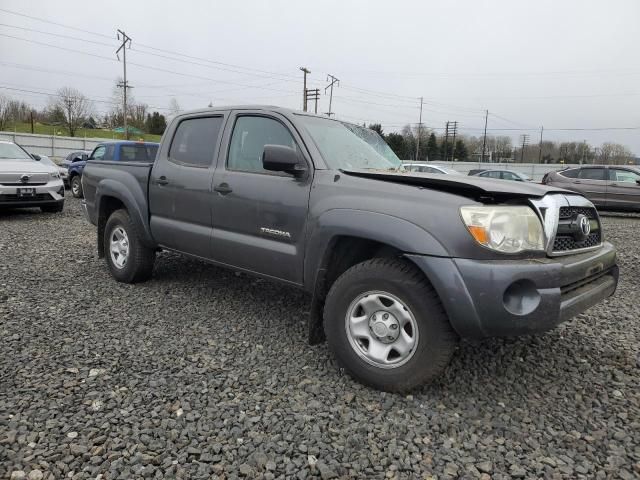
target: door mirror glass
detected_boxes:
[262,144,304,175]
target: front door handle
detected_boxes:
[214,183,233,195]
[156,176,169,185]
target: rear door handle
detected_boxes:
[156,176,169,185]
[214,183,233,195]
[574,180,581,184]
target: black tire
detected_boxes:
[71,176,83,198]
[40,203,64,213]
[324,257,458,392]
[104,209,155,283]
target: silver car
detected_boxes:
[0,141,65,213]
[403,163,461,174]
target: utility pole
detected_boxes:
[300,67,310,112]
[481,109,488,163]
[324,74,339,117]
[538,126,544,163]
[582,139,587,164]
[116,29,133,140]
[443,121,450,162]
[450,121,458,161]
[305,89,320,114]
[416,97,423,161]
[520,134,530,163]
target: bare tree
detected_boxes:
[598,142,634,165]
[131,103,148,130]
[49,87,92,137]
[168,98,181,117]
[0,95,11,131]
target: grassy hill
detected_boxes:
[2,122,162,142]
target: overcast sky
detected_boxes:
[1,0,639,154]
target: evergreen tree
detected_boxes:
[368,123,384,137]
[426,133,438,160]
[453,139,469,160]
[145,112,167,135]
[385,132,406,158]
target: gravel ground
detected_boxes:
[1,198,638,480]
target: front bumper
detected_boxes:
[0,180,65,207]
[407,241,618,338]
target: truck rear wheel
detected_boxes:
[104,209,155,283]
[324,258,457,392]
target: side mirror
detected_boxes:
[636,179,640,186]
[31,154,41,161]
[262,145,305,175]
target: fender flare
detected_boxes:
[304,209,450,344]
[304,208,449,290]
[95,179,155,250]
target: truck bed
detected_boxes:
[82,160,154,226]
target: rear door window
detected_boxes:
[169,117,224,167]
[579,168,606,180]
[561,169,580,178]
[120,144,159,162]
[609,168,640,183]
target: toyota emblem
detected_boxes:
[20,174,30,184]
[579,215,591,236]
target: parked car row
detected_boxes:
[543,165,640,212]
[0,140,159,213]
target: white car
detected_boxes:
[403,163,461,175]
[0,140,65,213]
[37,155,70,187]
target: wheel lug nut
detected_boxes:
[387,336,394,340]
[390,324,398,330]
[383,313,389,319]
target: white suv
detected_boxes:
[0,140,65,213]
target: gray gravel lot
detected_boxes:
[1,198,639,479]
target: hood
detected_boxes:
[341,169,570,201]
[0,159,57,174]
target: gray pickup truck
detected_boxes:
[81,106,618,392]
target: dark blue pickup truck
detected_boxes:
[68,141,159,198]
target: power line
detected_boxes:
[0,85,172,111]
[0,7,114,39]
[0,22,116,47]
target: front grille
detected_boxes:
[0,193,52,202]
[559,206,596,219]
[561,268,613,297]
[554,232,601,251]
[553,205,601,252]
[0,182,47,186]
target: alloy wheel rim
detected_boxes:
[109,226,129,269]
[345,291,419,369]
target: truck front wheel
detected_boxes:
[104,209,155,283]
[324,258,457,392]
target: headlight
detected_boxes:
[460,206,545,253]
[49,171,60,179]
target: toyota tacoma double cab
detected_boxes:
[81,106,618,392]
